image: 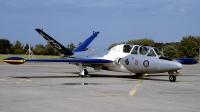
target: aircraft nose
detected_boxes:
[173,61,182,70]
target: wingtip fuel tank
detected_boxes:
[3,56,25,64]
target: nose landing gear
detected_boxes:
[168,70,179,82]
[169,75,176,82]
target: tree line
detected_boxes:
[108,35,200,59]
[0,39,81,55]
[0,35,200,59]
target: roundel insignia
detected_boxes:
[143,60,149,68]
[125,59,129,65]
[135,59,139,66]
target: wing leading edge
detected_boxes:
[3,56,113,64]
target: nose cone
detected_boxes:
[172,61,182,70]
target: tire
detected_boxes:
[84,69,88,75]
[169,75,176,82]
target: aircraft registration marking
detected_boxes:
[129,74,148,96]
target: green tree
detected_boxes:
[23,43,29,53]
[33,44,45,55]
[153,42,165,53]
[12,40,23,54]
[126,38,155,46]
[67,42,76,51]
[0,38,12,54]
[179,35,200,58]
[44,43,55,55]
[163,44,179,59]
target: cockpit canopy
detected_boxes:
[111,44,163,57]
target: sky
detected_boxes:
[0,0,200,49]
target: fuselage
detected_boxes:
[73,44,182,74]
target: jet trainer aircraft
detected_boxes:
[4,29,198,82]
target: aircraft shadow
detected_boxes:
[47,71,100,74]
[10,73,173,82]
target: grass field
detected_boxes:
[0,54,59,62]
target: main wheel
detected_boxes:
[169,75,176,82]
[84,69,88,75]
[84,69,90,77]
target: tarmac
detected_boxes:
[0,62,200,112]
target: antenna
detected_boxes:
[24,44,36,58]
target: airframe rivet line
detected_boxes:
[129,74,148,96]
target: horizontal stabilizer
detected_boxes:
[3,56,113,64]
[35,29,74,55]
[73,31,100,52]
[175,58,198,65]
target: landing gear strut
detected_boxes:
[168,70,179,82]
[79,63,90,77]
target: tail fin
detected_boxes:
[73,31,100,52]
[35,29,73,55]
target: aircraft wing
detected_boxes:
[3,56,113,64]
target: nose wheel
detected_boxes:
[168,70,179,82]
[169,75,176,82]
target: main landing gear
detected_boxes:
[168,70,179,82]
[79,63,90,78]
